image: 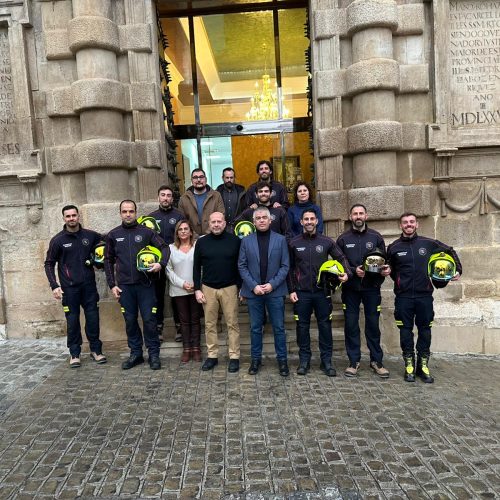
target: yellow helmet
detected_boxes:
[137,246,162,271]
[317,259,345,292]
[234,220,256,239]
[137,215,160,234]
[85,241,106,269]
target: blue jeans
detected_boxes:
[342,288,383,364]
[119,283,160,357]
[62,282,101,357]
[247,295,287,362]
[394,295,434,357]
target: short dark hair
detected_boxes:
[256,160,273,174]
[293,182,314,204]
[62,205,78,215]
[157,185,173,195]
[120,199,137,211]
[350,203,367,214]
[222,167,235,175]
[301,208,317,220]
[400,212,417,222]
[256,181,271,193]
[191,168,206,178]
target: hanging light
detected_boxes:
[245,74,290,121]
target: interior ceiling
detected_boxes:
[159,0,279,13]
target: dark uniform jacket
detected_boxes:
[288,232,352,292]
[104,221,170,289]
[44,226,102,290]
[148,206,185,245]
[336,226,386,291]
[387,233,462,298]
[244,180,289,209]
[216,183,246,225]
[233,205,292,240]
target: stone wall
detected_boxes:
[0,0,167,339]
[311,0,500,354]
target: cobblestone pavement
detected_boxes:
[0,340,499,499]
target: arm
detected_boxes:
[151,232,171,268]
[237,239,259,293]
[280,209,292,241]
[193,240,202,290]
[44,238,60,291]
[267,238,290,291]
[330,240,352,279]
[316,206,324,234]
[166,248,187,289]
[435,239,463,276]
[104,233,116,289]
[215,192,225,215]
[336,235,356,276]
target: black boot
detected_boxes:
[416,355,434,384]
[403,355,415,382]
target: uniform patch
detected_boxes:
[346,243,355,248]
[315,245,324,253]
[271,190,276,197]
[116,237,125,242]
[296,247,306,251]
[135,235,143,243]
[366,242,374,250]
[63,243,72,248]
[270,214,276,221]
[397,251,407,256]
[419,248,427,255]
[169,218,177,225]
[82,238,89,246]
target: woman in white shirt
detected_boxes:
[166,220,201,362]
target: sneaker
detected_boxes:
[69,356,81,369]
[370,361,389,379]
[344,362,360,378]
[228,359,240,373]
[90,352,107,364]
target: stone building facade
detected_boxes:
[0,0,498,355]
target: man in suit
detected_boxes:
[238,206,290,376]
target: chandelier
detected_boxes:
[245,74,290,121]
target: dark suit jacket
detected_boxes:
[238,230,290,298]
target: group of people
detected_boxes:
[44,160,462,383]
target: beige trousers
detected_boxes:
[202,284,240,359]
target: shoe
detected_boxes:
[416,355,434,384]
[149,356,161,370]
[344,362,360,378]
[181,349,191,363]
[90,352,107,364]
[370,361,389,378]
[296,362,310,376]
[69,356,81,369]
[248,359,261,375]
[278,361,289,377]
[228,359,240,373]
[320,362,337,377]
[175,324,182,342]
[121,354,144,370]
[201,358,218,371]
[403,355,416,382]
[192,347,202,362]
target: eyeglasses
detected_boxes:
[192,175,205,180]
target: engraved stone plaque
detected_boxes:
[449,1,500,129]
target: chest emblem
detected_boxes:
[270,214,276,221]
[169,218,177,225]
[82,238,89,246]
[271,190,276,197]
[135,235,143,243]
[366,242,374,250]
[419,248,427,256]
[315,245,324,253]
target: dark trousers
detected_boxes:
[154,270,180,326]
[394,295,434,357]
[173,294,201,349]
[62,283,101,357]
[294,289,333,364]
[119,283,160,357]
[342,288,383,364]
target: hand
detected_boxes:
[195,290,206,304]
[338,273,348,283]
[249,203,258,210]
[261,283,273,294]
[147,262,162,273]
[253,285,265,295]
[289,292,298,303]
[111,286,122,299]
[52,287,63,300]
[272,202,282,208]
[355,265,365,278]
[381,265,391,277]
[451,272,461,281]
[238,290,245,303]
[183,281,194,292]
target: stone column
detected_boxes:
[69,0,129,202]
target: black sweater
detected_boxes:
[193,232,241,290]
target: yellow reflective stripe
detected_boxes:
[120,307,125,313]
[342,304,346,310]
[429,321,433,327]
[395,320,403,326]
[329,313,333,320]
[152,307,157,313]
[293,315,298,321]
[377,305,381,312]
[63,306,69,312]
